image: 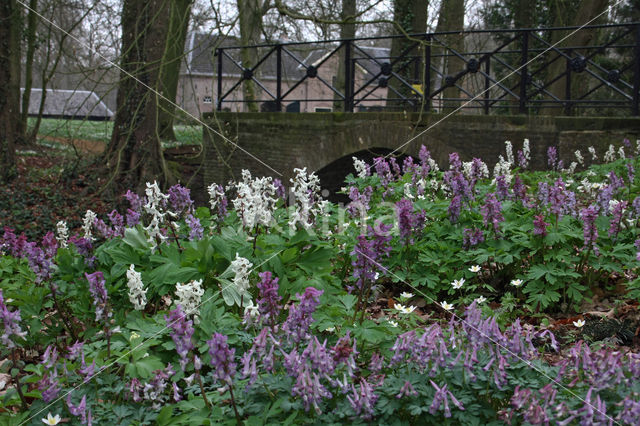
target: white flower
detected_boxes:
[175,279,205,321]
[56,221,69,248]
[588,146,598,161]
[143,181,170,250]
[394,303,416,314]
[42,413,61,425]
[451,278,465,290]
[289,167,324,230]
[207,182,226,212]
[234,170,278,230]
[244,300,259,318]
[231,253,253,295]
[469,265,481,273]
[352,157,369,179]
[505,141,514,165]
[82,210,97,241]
[387,320,398,328]
[399,292,414,300]
[604,144,616,162]
[493,155,512,183]
[126,265,147,311]
[474,296,487,304]
[325,326,336,332]
[441,301,454,311]
[619,147,626,160]
[373,272,380,281]
[510,279,524,288]
[574,150,584,166]
[521,139,530,168]
[130,331,141,341]
[403,183,415,199]
[573,319,585,328]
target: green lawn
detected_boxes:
[28,118,202,148]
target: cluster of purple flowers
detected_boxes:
[207,333,236,387]
[350,224,392,294]
[129,364,178,409]
[85,271,110,322]
[347,185,373,218]
[580,205,600,256]
[395,199,425,243]
[165,305,195,371]
[255,271,282,327]
[1,228,57,284]
[481,192,504,235]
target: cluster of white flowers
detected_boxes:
[608,199,625,214]
[636,140,640,156]
[82,210,97,241]
[577,178,607,198]
[521,139,530,168]
[604,144,616,162]
[56,221,69,248]
[233,170,278,230]
[126,265,147,311]
[143,181,170,250]
[231,253,252,295]
[588,146,598,161]
[575,150,584,166]
[563,162,578,175]
[207,182,225,211]
[504,141,514,165]
[289,167,327,230]
[175,279,204,320]
[618,146,626,160]
[425,157,439,173]
[352,157,369,179]
[493,155,512,183]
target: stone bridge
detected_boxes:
[202,112,640,198]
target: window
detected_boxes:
[314,107,332,112]
[203,96,212,104]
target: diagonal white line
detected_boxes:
[353,247,620,424]
[22,249,283,425]
[15,0,283,177]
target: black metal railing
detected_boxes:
[215,23,640,116]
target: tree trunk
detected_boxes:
[333,0,356,112]
[545,0,609,115]
[0,0,21,182]
[19,0,38,140]
[238,0,267,112]
[105,0,172,192]
[438,0,465,112]
[386,0,428,110]
[157,0,193,141]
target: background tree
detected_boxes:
[238,0,272,111]
[0,0,21,182]
[104,0,172,192]
[435,0,464,111]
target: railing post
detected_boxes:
[633,24,640,116]
[565,49,572,116]
[216,48,223,111]
[519,30,528,114]
[484,57,490,115]
[276,44,282,112]
[425,35,431,109]
[344,39,353,112]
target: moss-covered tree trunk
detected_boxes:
[19,0,38,140]
[386,0,428,110]
[157,0,193,141]
[437,0,465,112]
[333,0,356,112]
[104,0,172,193]
[238,0,268,112]
[0,0,21,182]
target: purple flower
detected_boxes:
[207,333,236,386]
[168,184,193,215]
[41,232,58,259]
[547,146,558,170]
[403,156,418,175]
[495,175,510,200]
[282,287,324,344]
[448,152,462,171]
[0,227,28,257]
[38,367,61,402]
[373,157,392,185]
[124,189,144,212]
[67,341,84,360]
[292,365,332,414]
[369,352,384,373]
[608,201,627,240]
[85,271,109,322]
[627,163,635,185]
[395,199,425,243]
[533,215,549,237]
[66,393,89,424]
[128,364,175,409]
[512,175,528,204]
[396,380,418,398]
[463,228,485,249]
[448,195,462,223]
[273,178,286,199]
[165,306,195,370]
[256,271,282,326]
[419,146,433,177]
[185,214,203,241]
[347,379,378,420]
[108,210,125,237]
[429,380,464,418]
[347,186,373,218]
[481,192,504,235]
[350,225,392,293]
[70,236,95,267]
[581,206,600,256]
[126,209,141,227]
[24,242,52,284]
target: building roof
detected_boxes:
[21,88,113,119]
[182,32,391,81]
